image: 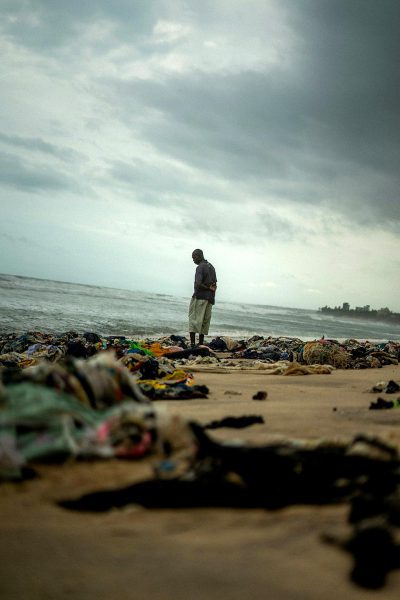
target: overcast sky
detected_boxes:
[1,0,399,311]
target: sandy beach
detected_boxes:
[1,362,400,599]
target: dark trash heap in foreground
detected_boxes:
[1,330,400,589]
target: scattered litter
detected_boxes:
[369,380,400,394]
[204,415,264,429]
[369,397,400,410]
[385,381,400,394]
[369,381,387,393]
[252,391,268,401]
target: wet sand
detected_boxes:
[1,364,400,599]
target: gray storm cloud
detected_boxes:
[1,0,399,228]
[101,0,399,227]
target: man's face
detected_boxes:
[192,251,202,264]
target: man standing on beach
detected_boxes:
[189,249,217,347]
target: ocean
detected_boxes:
[1,273,400,342]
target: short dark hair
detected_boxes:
[192,248,204,259]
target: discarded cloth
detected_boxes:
[0,384,154,479]
[0,384,198,481]
[368,380,400,394]
[138,373,209,400]
[1,352,149,409]
[178,358,335,376]
[204,415,264,429]
[369,397,400,410]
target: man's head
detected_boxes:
[192,249,204,264]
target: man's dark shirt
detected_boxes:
[193,260,217,305]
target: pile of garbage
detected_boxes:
[0,334,213,481]
[223,335,400,369]
[0,351,199,481]
[1,332,399,373]
[0,332,211,400]
[0,331,192,367]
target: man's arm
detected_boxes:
[194,264,215,291]
[196,281,215,291]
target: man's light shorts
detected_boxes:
[188,297,212,334]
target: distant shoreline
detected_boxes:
[319,307,400,325]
